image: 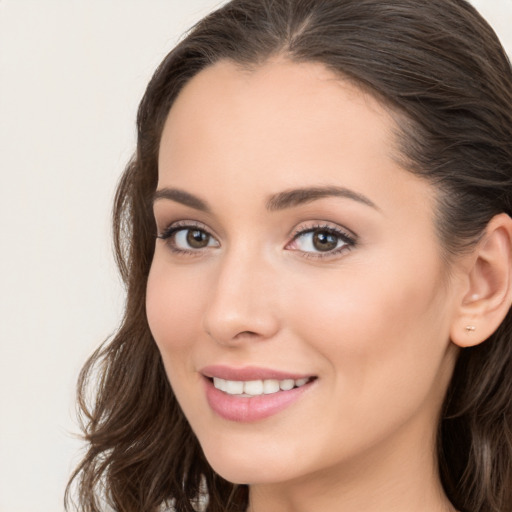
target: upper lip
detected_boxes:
[200,365,314,381]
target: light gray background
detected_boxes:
[0,1,510,511]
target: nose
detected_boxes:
[202,247,280,346]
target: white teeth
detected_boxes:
[212,377,311,396]
[213,377,226,392]
[263,379,280,394]
[244,380,264,395]
[225,380,244,394]
[279,379,295,391]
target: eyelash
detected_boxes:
[156,221,357,260]
[288,223,357,259]
[157,221,216,257]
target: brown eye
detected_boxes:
[312,230,339,252]
[186,229,211,248]
[288,225,355,257]
[157,225,219,252]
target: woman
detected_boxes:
[66,0,512,511]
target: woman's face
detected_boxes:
[147,59,461,486]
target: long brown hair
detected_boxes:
[66,1,512,511]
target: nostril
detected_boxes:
[235,330,259,338]
[203,297,280,345]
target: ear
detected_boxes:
[450,213,512,348]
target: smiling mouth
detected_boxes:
[209,376,316,397]
[203,371,317,421]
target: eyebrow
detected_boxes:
[152,185,378,212]
[152,188,211,212]
[266,186,379,211]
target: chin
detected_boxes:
[209,465,290,486]
[201,443,299,486]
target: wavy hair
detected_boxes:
[66,1,512,511]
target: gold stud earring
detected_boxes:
[465,325,476,333]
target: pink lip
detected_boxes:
[200,365,316,423]
[200,364,312,381]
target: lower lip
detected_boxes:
[204,378,314,422]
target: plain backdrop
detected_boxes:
[0,1,510,511]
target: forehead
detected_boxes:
[161,58,393,143]
[157,58,435,229]
[159,59,396,178]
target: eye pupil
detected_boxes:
[313,230,338,251]
[186,229,209,248]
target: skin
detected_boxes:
[146,58,467,511]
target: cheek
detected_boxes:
[146,260,211,416]
[276,261,452,464]
[146,259,205,354]
[286,251,451,402]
